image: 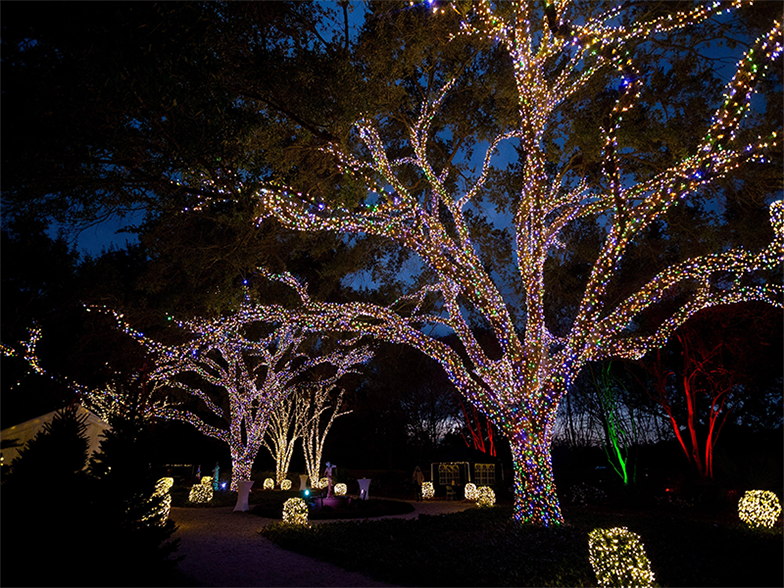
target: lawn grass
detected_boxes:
[260,503,783,587]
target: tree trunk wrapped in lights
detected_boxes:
[299,384,351,487]
[262,389,310,486]
[250,1,782,526]
[94,298,372,491]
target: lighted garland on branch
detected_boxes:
[91,295,372,491]
[160,1,782,525]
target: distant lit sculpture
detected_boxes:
[422,481,435,500]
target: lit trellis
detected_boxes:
[92,296,372,491]
[249,1,783,527]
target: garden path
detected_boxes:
[170,499,474,587]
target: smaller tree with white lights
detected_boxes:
[95,294,372,491]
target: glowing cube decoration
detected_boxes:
[588,527,655,588]
[476,486,495,508]
[334,483,347,496]
[282,497,309,526]
[422,481,435,500]
[464,483,478,501]
[263,478,275,490]
[738,490,782,528]
[280,479,292,491]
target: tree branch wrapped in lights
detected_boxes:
[208,2,783,525]
[92,296,372,491]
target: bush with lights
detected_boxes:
[263,477,275,490]
[282,497,309,526]
[189,477,214,503]
[334,482,347,496]
[422,481,435,500]
[280,479,292,490]
[464,483,478,501]
[476,486,495,508]
[738,490,782,529]
[147,477,174,524]
[588,527,655,588]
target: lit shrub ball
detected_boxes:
[476,486,495,508]
[201,477,213,486]
[422,481,435,500]
[318,477,329,489]
[280,479,292,491]
[738,490,782,528]
[282,497,309,526]
[464,483,478,501]
[334,483,347,496]
[588,527,655,588]
[189,483,213,503]
[263,478,275,490]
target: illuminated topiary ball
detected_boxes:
[334,483,347,496]
[280,479,292,491]
[154,477,174,496]
[282,497,309,525]
[588,527,655,588]
[318,477,329,489]
[464,483,478,501]
[738,490,782,528]
[476,486,495,508]
[189,483,213,503]
[263,477,275,490]
[201,477,213,486]
[422,481,435,500]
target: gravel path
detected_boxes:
[170,499,474,587]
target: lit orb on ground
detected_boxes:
[476,486,495,508]
[422,481,435,500]
[588,527,655,587]
[738,490,782,528]
[283,497,309,525]
[334,483,347,496]
[263,478,275,490]
[280,479,292,490]
[464,483,478,501]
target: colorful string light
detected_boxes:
[174,1,780,526]
[93,297,372,492]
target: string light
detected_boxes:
[476,486,496,508]
[464,482,478,501]
[588,527,655,587]
[280,479,292,491]
[264,478,275,490]
[282,497,309,526]
[94,296,372,491]
[189,478,214,503]
[334,483,347,496]
[422,481,435,500]
[299,385,352,488]
[245,2,783,527]
[738,490,782,528]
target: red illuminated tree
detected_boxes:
[641,304,781,479]
[96,300,371,490]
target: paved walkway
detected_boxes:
[170,499,474,587]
